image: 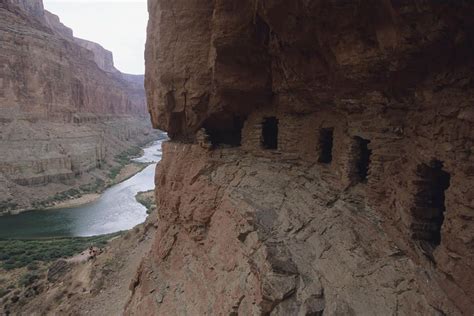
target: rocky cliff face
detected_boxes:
[0,0,154,213]
[74,38,119,74]
[126,0,474,315]
[6,0,43,17]
[0,2,146,118]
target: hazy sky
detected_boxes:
[44,0,148,74]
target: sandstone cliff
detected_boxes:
[0,0,155,213]
[74,38,119,74]
[0,2,146,118]
[125,1,474,315]
[6,0,43,17]
[44,10,73,39]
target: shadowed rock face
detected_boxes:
[130,1,474,315]
[145,1,474,138]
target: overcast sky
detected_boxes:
[43,0,148,74]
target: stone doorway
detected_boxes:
[353,136,371,183]
[261,117,278,149]
[318,128,334,164]
[204,116,245,148]
[411,160,451,248]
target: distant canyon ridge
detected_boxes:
[0,0,156,214]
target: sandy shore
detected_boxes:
[2,162,151,216]
[4,194,101,215]
[47,193,101,210]
[44,162,149,211]
[113,163,149,184]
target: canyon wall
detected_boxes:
[0,1,147,118]
[0,0,155,213]
[74,38,118,74]
[126,1,474,315]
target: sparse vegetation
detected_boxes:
[115,146,142,164]
[0,287,9,298]
[79,178,105,193]
[108,166,123,179]
[26,262,39,271]
[135,190,156,214]
[0,233,121,270]
[108,146,145,180]
[31,188,82,208]
[28,142,151,209]
[0,199,18,211]
[31,178,107,209]
[18,272,39,287]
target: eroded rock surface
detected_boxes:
[125,143,470,315]
[127,0,474,315]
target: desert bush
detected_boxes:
[108,166,122,179]
[0,233,122,270]
[26,262,39,271]
[0,287,9,298]
[18,272,39,287]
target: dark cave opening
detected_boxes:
[318,128,334,164]
[261,117,278,150]
[204,115,245,148]
[354,136,372,183]
[412,160,451,248]
[255,14,270,46]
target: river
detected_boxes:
[0,135,166,239]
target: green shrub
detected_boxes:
[80,178,105,193]
[115,146,142,164]
[0,287,9,298]
[19,272,39,287]
[108,146,146,180]
[26,262,39,271]
[0,233,122,270]
[108,166,122,179]
[135,191,156,214]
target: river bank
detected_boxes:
[0,139,164,311]
[0,138,164,239]
[3,161,150,216]
[135,190,156,214]
[1,137,162,217]
[0,211,158,315]
[43,162,152,212]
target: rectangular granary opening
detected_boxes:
[203,115,245,148]
[353,136,371,183]
[261,117,278,150]
[318,128,334,164]
[411,160,451,249]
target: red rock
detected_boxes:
[130,0,474,314]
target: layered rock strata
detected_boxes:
[0,0,155,213]
[127,0,474,315]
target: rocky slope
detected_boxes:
[125,0,473,315]
[0,0,156,213]
[0,210,159,315]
